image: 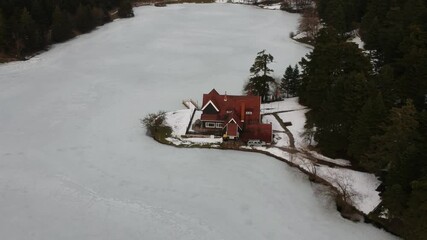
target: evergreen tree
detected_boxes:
[51,6,72,43]
[281,65,294,98]
[118,0,134,18]
[281,64,300,98]
[404,180,427,240]
[299,27,372,156]
[75,4,94,33]
[18,8,42,55]
[362,100,419,172]
[402,0,426,26]
[0,0,125,58]
[249,49,274,76]
[31,0,49,30]
[348,93,387,163]
[0,11,5,50]
[244,50,276,102]
[395,26,427,110]
[244,75,275,102]
[373,65,398,109]
[324,0,346,33]
[299,27,370,109]
[92,7,107,26]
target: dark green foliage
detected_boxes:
[281,65,300,98]
[362,100,419,172]
[404,180,427,239]
[395,26,427,110]
[323,0,346,33]
[318,0,367,32]
[17,8,43,56]
[0,11,5,49]
[306,0,427,237]
[0,0,122,58]
[244,75,275,102]
[118,0,134,18]
[31,0,50,30]
[299,27,371,109]
[348,93,386,163]
[51,6,72,43]
[75,4,95,33]
[244,50,276,102]
[298,27,372,156]
[249,49,274,77]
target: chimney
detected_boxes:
[224,91,227,102]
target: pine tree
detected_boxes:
[92,7,106,26]
[395,26,427,110]
[245,50,275,102]
[18,8,42,55]
[118,0,134,18]
[31,0,49,30]
[51,6,72,43]
[280,64,300,98]
[348,93,386,163]
[0,11,5,50]
[281,65,294,98]
[249,50,274,76]
[75,4,94,33]
[404,180,427,240]
[324,0,346,33]
[362,100,419,172]
[244,75,275,102]
[299,27,370,109]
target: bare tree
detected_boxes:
[282,0,314,11]
[298,7,320,41]
[305,159,318,181]
[329,172,360,206]
[300,125,316,146]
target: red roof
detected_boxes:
[201,89,261,124]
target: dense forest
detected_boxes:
[297,0,427,238]
[0,0,134,61]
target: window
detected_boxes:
[246,111,252,115]
[206,122,216,128]
[216,123,223,128]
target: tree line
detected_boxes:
[0,0,134,61]
[297,0,427,238]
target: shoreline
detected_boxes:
[0,1,293,65]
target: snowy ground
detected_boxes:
[165,108,223,145]
[0,4,396,240]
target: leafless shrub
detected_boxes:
[297,7,320,41]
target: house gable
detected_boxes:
[202,100,219,114]
[225,118,242,130]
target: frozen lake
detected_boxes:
[0,4,395,239]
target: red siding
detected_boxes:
[201,89,271,142]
